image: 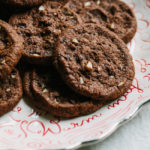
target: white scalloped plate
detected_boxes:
[0,0,150,149]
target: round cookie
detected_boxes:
[65,0,137,43]
[9,1,81,65]
[0,69,23,115]
[2,0,44,8]
[31,67,103,118]
[54,24,135,101]
[0,19,23,79]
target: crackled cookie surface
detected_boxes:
[0,19,23,79]
[31,67,103,118]
[65,0,137,43]
[9,1,81,65]
[54,24,135,101]
[0,69,22,115]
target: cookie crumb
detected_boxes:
[80,77,84,84]
[85,61,93,71]
[1,59,5,64]
[32,53,40,56]
[118,81,125,87]
[110,75,114,78]
[53,29,61,34]
[110,23,115,29]
[84,2,91,7]
[72,38,79,44]
[43,88,48,93]
[41,83,45,89]
[53,12,58,16]
[54,98,58,104]
[96,0,101,5]
[39,5,45,11]
[98,66,102,71]
[6,88,11,92]
[11,75,16,79]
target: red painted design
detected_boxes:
[119,101,133,118]
[9,109,62,138]
[138,19,149,28]
[27,111,35,117]
[144,73,150,81]
[137,19,149,33]
[9,115,21,122]
[142,40,150,43]
[107,78,143,109]
[63,113,102,131]
[20,120,28,138]
[135,58,150,73]
[0,123,14,129]
[65,101,133,140]
[27,120,61,136]
[12,107,22,113]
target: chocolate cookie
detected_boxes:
[0,69,23,115]
[54,24,135,101]
[65,0,137,43]
[23,70,50,112]
[9,1,81,65]
[2,0,44,8]
[0,19,23,79]
[31,67,103,118]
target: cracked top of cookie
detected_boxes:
[0,69,22,115]
[31,67,103,118]
[9,1,81,65]
[65,0,137,43]
[0,19,23,79]
[54,23,135,101]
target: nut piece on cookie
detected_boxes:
[85,61,93,71]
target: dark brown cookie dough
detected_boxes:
[65,0,137,43]
[2,0,44,8]
[0,69,23,115]
[49,0,69,5]
[0,19,23,79]
[65,0,97,12]
[31,67,103,118]
[0,2,11,22]
[23,70,50,112]
[9,1,81,65]
[54,24,135,101]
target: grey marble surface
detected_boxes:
[79,102,150,150]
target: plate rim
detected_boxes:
[64,99,150,150]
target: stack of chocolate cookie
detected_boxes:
[0,19,23,115]
[0,0,137,118]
